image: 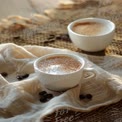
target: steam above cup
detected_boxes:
[67,18,115,52]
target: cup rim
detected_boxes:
[34,53,85,76]
[67,17,115,37]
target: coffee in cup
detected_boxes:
[38,55,82,74]
[67,18,115,52]
[34,53,96,91]
[72,21,106,36]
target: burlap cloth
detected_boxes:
[0,0,122,122]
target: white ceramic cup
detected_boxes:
[67,18,115,52]
[34,53,96,91]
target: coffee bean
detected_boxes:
[22,74,29,79]
[39,92,54,102]
[1,72,8,77]
[16,74,29,80]
[79,94,86,100]
[46,94,53,99]
[39,96,47,103]
[39,91,54,103]
[39,91,47,96]
[13,36,20,39]
[86,94,92,100]
[16,75,23,81]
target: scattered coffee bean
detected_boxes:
[46,94,53,99]
[39,91,54,103]
[39,96,47,103]
[16,74,29,80]
[13,36,20,39]
[79,94,86,100]
[22,74,29,79]
[1,72,8,77]
[39,91,47,96]
[16,75,23,81]
[86,94,92,100]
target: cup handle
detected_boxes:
[83,68,96,79]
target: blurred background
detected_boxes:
[0,0,121,20]
[0,0,59,20]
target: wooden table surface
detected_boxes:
[0,0,59,20]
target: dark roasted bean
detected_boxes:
[39,96,47,103]
[1,72,8,77]
[79,94,86,100]
[86,94,92,100]
[46,94,53,99]
[39,91,47,96]
[13,36,20,39]
[16,75,23,81]
[22,74,29,79]
[16,74,29,80]
[39,91,54,102]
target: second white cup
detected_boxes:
[67,18,115,52]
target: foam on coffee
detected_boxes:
[38,56,82,74]
[72,22,106,36]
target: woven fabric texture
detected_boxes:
[0,1,122,122]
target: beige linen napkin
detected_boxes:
[0,43,122,122]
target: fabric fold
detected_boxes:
[0,43,121,122]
